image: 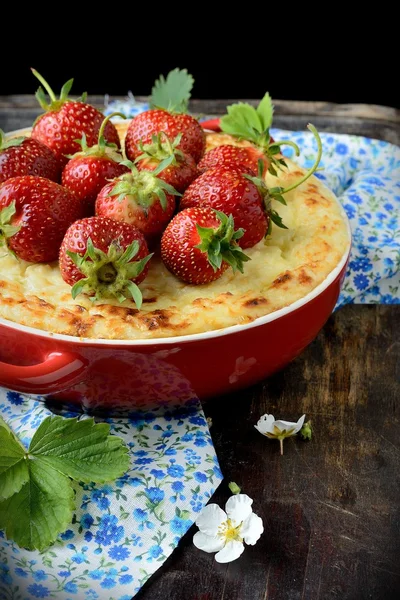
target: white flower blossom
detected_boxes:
[193,494,263,563]
[255,413,306,454]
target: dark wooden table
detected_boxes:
[1,98,399,600]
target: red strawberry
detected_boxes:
[31,70,120,168]
[198,144,269,177]
[125,68,205,163]
[0,176,85,262]
[126,109,205,164]
[181,166,272,248]
[0,130,61,184]
[161,207,250,285]
[62,113,129,214]
[136,132,198,193]
[95,163,180,243]
[59,216,152,307]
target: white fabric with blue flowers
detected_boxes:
[1,100,399,598]
[0,393,221,599]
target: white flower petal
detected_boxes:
[241,512,264,545]
[196,504,227,536]
[274,414,305,434]
[193,531,225,553]
[215,540,245,563]
[254,414,275,435]
[225,494,253,524]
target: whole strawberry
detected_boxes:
[0,176,85,262]
[181,166,273,248]
[0,130,61,184]
[59,216,152,307]
[95,162,180,242]
[198,144,268,177]
[62,113,129,214]
[161,207,250,285]
[125,69,205,163]
[31,70,120,167]
[136,132,197,193]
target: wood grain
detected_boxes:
[0,96,399,145]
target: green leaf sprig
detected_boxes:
[0,415,130,551]
[220,93,301,175]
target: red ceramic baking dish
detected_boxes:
[0,236,350,412]
[0,123,351,411]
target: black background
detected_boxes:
[2,9,398,108]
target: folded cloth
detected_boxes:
[0,393,222,599]
[1,110,399,599]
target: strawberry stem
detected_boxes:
[279,124,322,194]
[67,237,153,307]
[195,210,250,273]
[97,112,126,146]
[31,69,57,103]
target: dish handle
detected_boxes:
[0,352,88,394]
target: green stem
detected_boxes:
[280,124,322,194]
[31,69,56,103]
[270,139,301,156]
[97,112,126,143]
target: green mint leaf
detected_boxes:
[0,459,74,551]
[256,92,274,132]
[0,419,29,500]
[150,68,194,114]
[29,416,131,483]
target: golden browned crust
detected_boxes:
[0,128,350,340]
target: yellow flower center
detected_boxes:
[218,519,243,543]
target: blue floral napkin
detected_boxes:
[0,394,221,599]
[1,102,399,599]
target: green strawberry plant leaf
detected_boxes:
[0,415,130,551]
[151,68,194,114]
[0,423,29,500]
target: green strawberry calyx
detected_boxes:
[0,129,26,153]
[67,237,153,307]
[67,113,126,161]
[0,201,21,250]
[31,69,87,112]
[150,68,194,114]
[135,132,184,172]
[220,93,302,175]
[245,124,322,235]
[109,161,181,212]
[195,210,251,273]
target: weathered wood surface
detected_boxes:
[0,97,399,600]
[0,96,399,145]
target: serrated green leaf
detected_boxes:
[0,422,29,500]
[256,92,274,131]
[0,459,74,551]
[150,68,194,113]
[29,416,130,483]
